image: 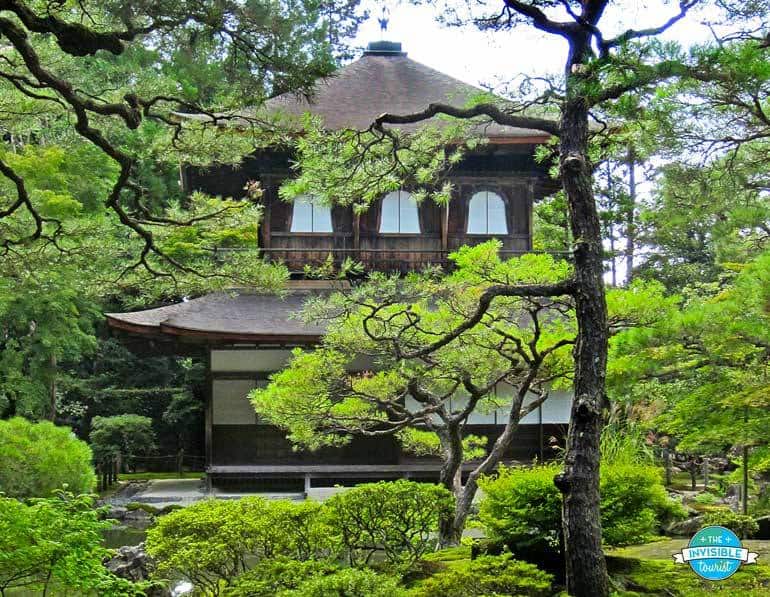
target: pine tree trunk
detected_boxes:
[625,145,637,280]
[437,425,465,548]
[554,88,610,596]
[663,447,672,486]
[743,445,749,515]
[690,459,697,491]
[48,354,57,421]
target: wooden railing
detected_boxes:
[256,247,569,273]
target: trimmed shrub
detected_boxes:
[479,463,685,559]
[412,553,553,597]
[281,568,406,597]
[224,558,339,597]
[146,498,334,595]
[324,480,454,567]
[601,463,686,545]
[0,417,95,497]
[702,509,759,539]
[89,414,156,472]
[693,492,719,505]
[478,465,563,559]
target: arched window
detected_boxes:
[290,194,333,233]
[467,191,508,235]
[379,190,420,233]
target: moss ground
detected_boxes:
[607,540,770,596]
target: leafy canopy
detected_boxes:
[0,417,95,497]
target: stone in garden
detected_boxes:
[664,515,705,536]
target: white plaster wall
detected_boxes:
[210,349,572,426]
[212,379,261,425]
[210,349,377,373]
[520,390,572,424]
[211,349,292,372]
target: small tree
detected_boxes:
[253,243,671,546]
[0,417,95,497]
[323,480,454,567]
[89,414,156,473]
[611,250,770,513]
[162,390,203,476]
[146,497,334,596]
[0,492,142,596]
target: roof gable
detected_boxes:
[261,50,549,140]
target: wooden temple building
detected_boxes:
[107,41,569,491]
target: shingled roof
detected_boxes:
[178,41,551,141]
[258,42,547,140]
[106,291,326,344]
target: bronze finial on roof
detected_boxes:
[378,6,390,36]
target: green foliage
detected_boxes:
[224,558,340,597]
[599,424,655,466]
[253,242,673,546]
[611,249,770,503]
[398,429,488,460]
[600,464,685,546]
[0,492,143,596]
[0,417,95,497]
[0,264,100,418]
[280,567,406,597]
[411,553,553,597]
[478,466,564,557]
[608,555,770,597]
[479,463,684,556]
[282,116,473,209]
[146,498,334,595]
[693,492,719,506]
[702,509,759,539]
[89,414,157,470]
[323,480,455,567]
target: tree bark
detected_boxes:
[435,384,536,548]
[743,406,749,515]
[663,447,672,486]
[690,458,697,491]
[553,89,610,596]
[437,425,465,548]
[743,445,749,515]
[48,354,57,421]
[625,145,637,280]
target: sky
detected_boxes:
[351,1,718,90]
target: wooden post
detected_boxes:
[205,347,213,489]
[48,354,57,421]
[440,203,448,253]
[538,404,544,462]
[177,447,185,478]
[262,187,272,250]
[353,212,361,264]
[663,447,672,487]
[690,458,697,491]
[702,459,709,491]
[743,406,749,515]
[743,446,749,515]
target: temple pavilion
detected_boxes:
[107,40,569,491]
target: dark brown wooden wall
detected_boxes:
[185,144,555,272]
[210,423,565,466]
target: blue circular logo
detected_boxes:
[686,526,743,581]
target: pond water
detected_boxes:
[102,523,148,548]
